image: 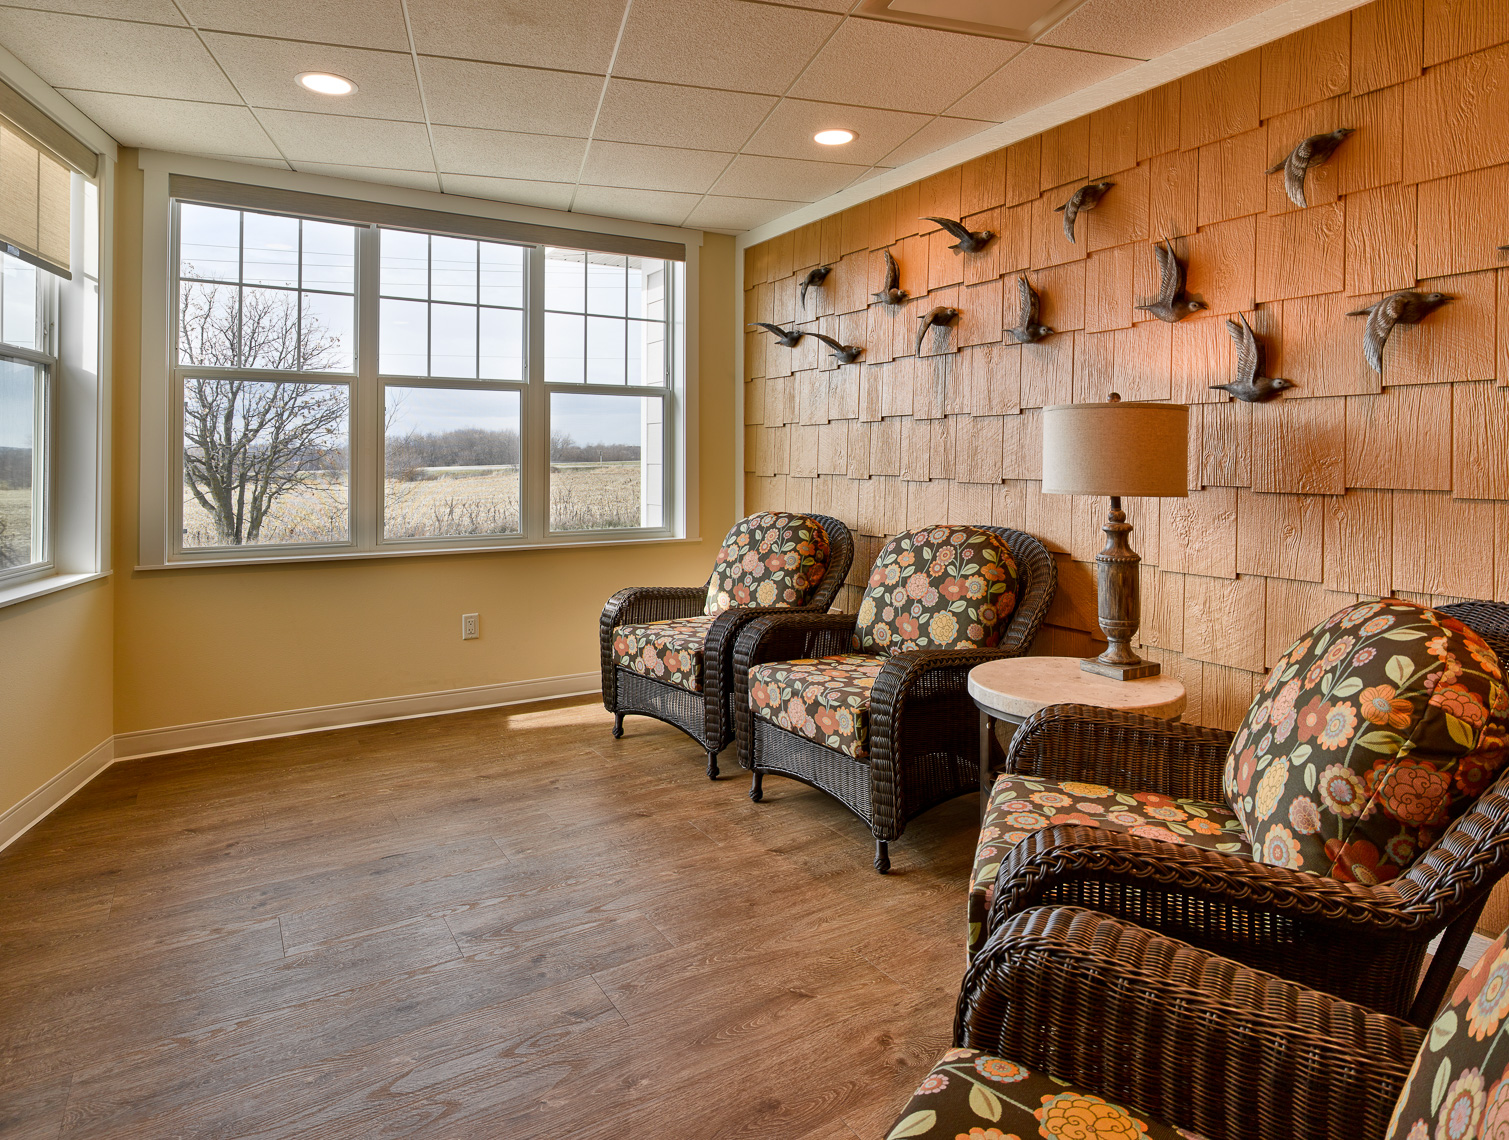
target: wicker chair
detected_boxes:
[886,905,1425,1140]
[971,598,1509,1026]
[732,526,1055,873]
[600,513,853,779]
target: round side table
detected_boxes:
[968,657,1187,820]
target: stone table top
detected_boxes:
[968,656,1188,721]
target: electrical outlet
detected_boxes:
[461,613,480,640]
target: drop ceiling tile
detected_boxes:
[0,10,239,101]
[572,186,702,227]
[877,114,993,167]
[178,0,410,50]
[430,124,588,182]
[0,0,185,20]
[1038,0,1282,61]
[441,174,576,211]
[757,0,851,10]
[201,35,424,122]
[406,0,625,74]
[743,99,932,166]
[579,141,731,195]
[256,109,435,168]
[613,0,841,96]
[711,154,867,202]
[59,90,283,156]
[594,79,774,152]
[787,19,1025,114]
[417,56,602,136]
[683,194,806,233]
[947,44,1137,122]
[292,161,441,191]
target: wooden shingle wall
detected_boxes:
[744,0,1509,734]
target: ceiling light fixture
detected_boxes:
[814,129,856,146]
[297,72,357,96]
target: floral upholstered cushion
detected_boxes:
[1386,925,1509,1140]
[967,774,1247,957]
[854,526,1018,655]
[748,653,886,759]
[886,1047,1207,1140]
[613,615,715,693]
[705,512,831,616]
[1222,599,1509,884]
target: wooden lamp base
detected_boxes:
[1081,496,1159,682]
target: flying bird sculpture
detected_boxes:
[872,249,908,306]
[799,265,832,309]
[1267,128,1353,209]
[1054,181,1114,243]
[1005,276,1053,344]
[1210,313,1293,402]
[1346,290,1453,374]
[922,215,994,254]
[915,306,959,356]
[810,331,863,365]
[1135,237,1205,323]
[747,322,804,348]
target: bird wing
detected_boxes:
[1017,275,1039,327]
[752,322,788,338]
[1363,294,1409,373]
[1282,149,1309,209]
[810,332,843,352]
[1226,314,1261,384]
[799,279,811,308]
[924,217,972,243]
[882,249,899,291]
[1153,240,1181,303]
[914,314,931,357]
[1060,195,1080,243]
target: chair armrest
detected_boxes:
[731,612,858,770]
[600,585,707,711]
[701,604,831,748]
[959,906,1422,1140]
[1006,703,1234,803]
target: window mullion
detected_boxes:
[353,224,381,550]
[524,245,548,540]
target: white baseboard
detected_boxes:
[0,673,599,852]
[0,736,114,854]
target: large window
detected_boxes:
[166,200,682,559]
[0,252,53,583]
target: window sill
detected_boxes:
[0,570,111,611]
[136,534,698,571]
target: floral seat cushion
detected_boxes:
[886,1047,1207,1140]
[1223,599,1509,884]
[749,654,886,759]
[705,512,831,616]
[968,775,1247,957]
[855,526,1019,654]
[612,615,716,693]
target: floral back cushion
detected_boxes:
[853,526,1018,655]
[704,512,831,616]
[1223,600,1508,884]
[1385,925,1509,1140]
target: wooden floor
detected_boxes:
[0,696,981,1139]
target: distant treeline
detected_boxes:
[385,428,639,478]
[0,446,31,490]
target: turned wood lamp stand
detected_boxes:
[1042,395,1190,681]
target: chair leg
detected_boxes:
[705,748,720,780]
[749,771,763,802]
[874,839,890,874]
[612,713,624,739]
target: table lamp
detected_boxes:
[1041,396,1189,680]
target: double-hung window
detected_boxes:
[0,251,54,584]
[165,190,684,562]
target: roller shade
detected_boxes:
[0,110,78,278]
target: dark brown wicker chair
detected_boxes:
[975,599,1509,1025]
[886,905,1423,1140]
[600,513,853,779]
[731,526,1055,873]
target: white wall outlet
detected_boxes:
[461,613,480,640]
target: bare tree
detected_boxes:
[178,280,348,545]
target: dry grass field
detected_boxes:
[0,486,32,567]
[181,464,642,547]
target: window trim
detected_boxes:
[138,155,702,570]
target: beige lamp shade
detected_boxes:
[1041,401,1189,498]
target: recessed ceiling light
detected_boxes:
[297,72,357,96]
[814,129,856,146]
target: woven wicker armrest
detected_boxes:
[959,906,1422,1140]
[600,584,706,631]
[870,646,1013,745]
[731,612,858,770]
[1006,703,1234,803]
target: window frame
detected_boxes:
[0,310,57,589]
[150,180,693,568]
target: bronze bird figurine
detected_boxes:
[1005,276,1053,344]
[748,321,803,348]
[1054,181,1113,244]
[1135,237,1205,323]
[1267,128,1353,209]
[1211,313,1293,402]
[799,265,831,309]
[915,306,959,356]
[1346,290,1453,374]
[872,249,908,306]
[810,331,862,365]
[922,215,994,254]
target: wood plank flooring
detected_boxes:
[0,696,981,1139]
